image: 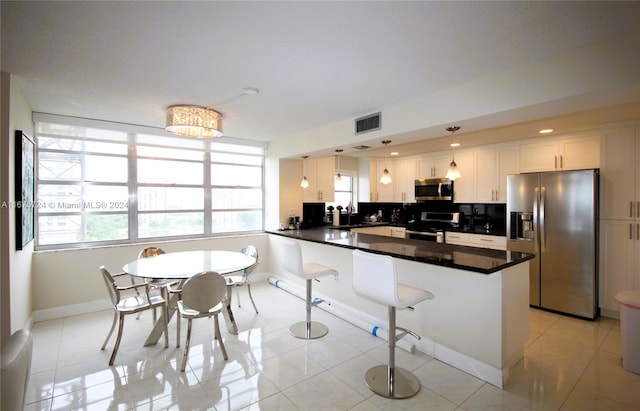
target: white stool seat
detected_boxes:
[352,249,434,399]
[300,262,337,279]
[397,283,434,308]
[281,239,337,339]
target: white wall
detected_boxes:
[31,234,269,321]
[1,73,35,339]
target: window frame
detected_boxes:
[34,115,266,250]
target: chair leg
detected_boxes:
[363,305,421,399]
[176,312,181,348]
[109,314,126,366]
[214,313,228,360]
[180,318,193,372]
[162,303,169,349]
[289,279,328,339]
[101,311,118,350]
[247,284,259,314]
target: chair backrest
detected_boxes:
[99,266,120,306]
[281,239,304,276]
[138,246,166,259]
[352,250,399,307]
[241,245,258,274]
[181,271,227,312]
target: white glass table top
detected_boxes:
[124,250,255,279]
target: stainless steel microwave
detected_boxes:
[414,178,454,201]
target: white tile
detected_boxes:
[459,383,546,411]
[258,345,325,390]
[413,359,485,405]
[240,392,299,411]
[282,370,365,411]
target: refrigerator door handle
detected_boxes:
[534,187,540,253]
[540,186,546,252]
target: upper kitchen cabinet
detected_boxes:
[370,158,394,202]
[475,145,520,203]
[302,156,335,203]
[417,151,452,179]
[600,122,640,220]
[450,150,475,203]
[392,157,417,202]
[519,133,600,173]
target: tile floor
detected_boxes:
[25,280,640,411]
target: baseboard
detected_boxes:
[33,298,111,322]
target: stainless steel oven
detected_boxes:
[415,178,454,201]
[406,211,460,242]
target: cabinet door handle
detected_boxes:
[560,155,563,169]
[637,223,639,241]
[637,201,639,219]
[555,155,558,169]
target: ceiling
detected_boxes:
[2,1,639,155]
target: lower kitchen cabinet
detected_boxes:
[350,225,406,238]
[445,232,506,250]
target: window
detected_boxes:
[34,118,265,249]
[326,172,356,212]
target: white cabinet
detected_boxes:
[600,123,639,220]
[598,121,640,314]
[302,157,335,202]
[474,146,519,203]
[392,157,417,202]
[599,219,638,312]
[451,151,475,203]
[519,134,600,173]
[351,225,391,236]
[417,152,452,179]
[445,232,506,250]
[497,146,520,203]
[389,226,407,238]
[370,158,394,202]
[351,225,406,238]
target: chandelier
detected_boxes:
[165,105,223,138]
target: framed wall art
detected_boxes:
[15,130,35,250]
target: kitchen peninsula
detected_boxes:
[267,226,534,388]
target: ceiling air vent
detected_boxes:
[355,112,381,135]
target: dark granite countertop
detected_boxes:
[267,227,533,275]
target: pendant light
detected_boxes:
[335,149,343,183]
[300,156,310,188]
[445,126,461,181]
[380,140,392,185]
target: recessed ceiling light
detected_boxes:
[450,143,460,147]
[539,128,554,134]
[390,151,399,156]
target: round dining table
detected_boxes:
[123,250,256,345]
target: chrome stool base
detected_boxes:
[364,365,421,399]
[289,321,328,339]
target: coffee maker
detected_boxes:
[288,215,300,229]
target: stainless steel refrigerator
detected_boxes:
[506,169,599,319]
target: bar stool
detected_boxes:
[281,239,337,339]
[352,249,434,399]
